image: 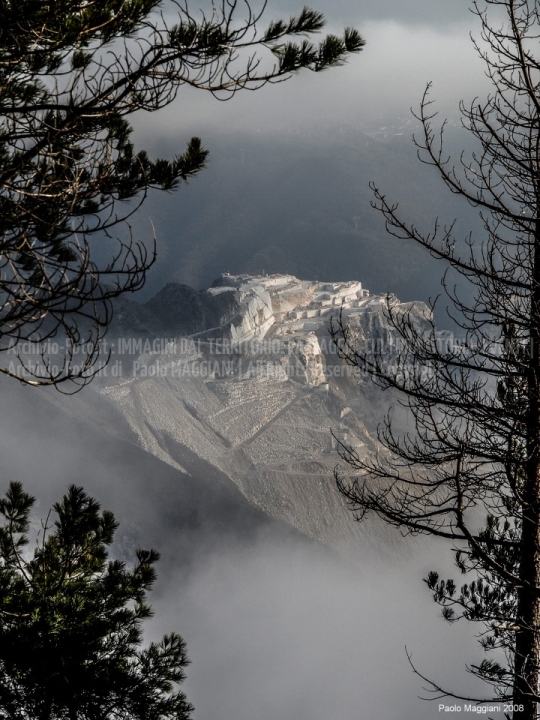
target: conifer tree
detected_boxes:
[0,0,364,389]
[0,482,190,720]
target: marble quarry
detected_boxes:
[99,273,431,548]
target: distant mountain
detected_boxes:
[113,283,241,339]
[99,273,428,548]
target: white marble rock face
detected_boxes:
[101,274,432,548]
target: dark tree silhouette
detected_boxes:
[0,0,364,390]
[0,481,191,720]
[330,1,540,717]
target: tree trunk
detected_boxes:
[514,513,540,718]
[514,215,540,719]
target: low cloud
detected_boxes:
[150,531,493,720]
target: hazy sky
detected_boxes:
[270,0,473,26]
[127,0,495,304]
[135,0,491,150]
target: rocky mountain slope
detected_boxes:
[94,273,431,548]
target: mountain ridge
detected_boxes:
[95,272,428,548]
